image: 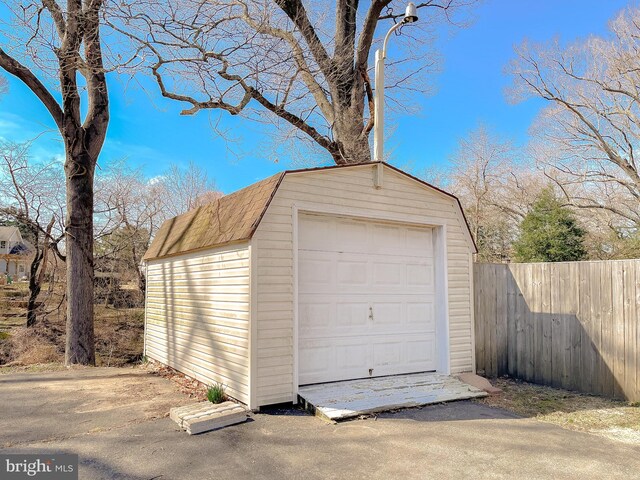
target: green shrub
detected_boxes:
[514,187,587,263]
[207,382,226,404]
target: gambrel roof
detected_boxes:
[143,162,476,261]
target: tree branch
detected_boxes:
[0,48,64,129]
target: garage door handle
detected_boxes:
[369,306,374,321]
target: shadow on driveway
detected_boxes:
[1,368,639,480]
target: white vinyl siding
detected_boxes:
[144,243,251,405]
[253,165,474,406]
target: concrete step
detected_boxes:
[170,401,249,435]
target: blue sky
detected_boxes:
[0,0,632,193]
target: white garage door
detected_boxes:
[298,213,437,385]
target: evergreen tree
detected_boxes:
[514,188,587,262]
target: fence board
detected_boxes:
[568,262,582,392]
[474,259,640,402]
[549,263,563,388]
[496,265,508,376]
[506,270,517,378]
[611,262,625,399]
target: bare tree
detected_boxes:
[158,161,221,218]
[110,0,476,165]
[0,140,66,327]
[0,1,110,364]
[509,7,640,235]
[427,126,544,261]
[93,160,220,296]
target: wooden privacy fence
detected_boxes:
[474,260,640,401]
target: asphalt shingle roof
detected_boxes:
[143,173,283,261]
[143,162,476,261]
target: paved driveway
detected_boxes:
[1,368,639,480]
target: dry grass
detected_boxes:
[4,321,65,365]
[93,306,145,367]
[0,362,66,375]
[0,301,144,368]
[478,377,640,444]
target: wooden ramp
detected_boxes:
[298,373,487,421]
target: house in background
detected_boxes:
[142,162,477,410]
[0,226,33,280]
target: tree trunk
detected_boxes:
[26,218,54,328]
[64,148,96,365]
[137,267,146,296]
[26,232,43,328]
[332,109,372,164]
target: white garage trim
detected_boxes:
[248,242,259,410]
[469,252,477,374]
[433,225,451,376]
[291,203,451,400]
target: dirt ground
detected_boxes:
[477,377,640,444]
[0,300,144,367]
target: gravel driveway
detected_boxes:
[1,367,638,479]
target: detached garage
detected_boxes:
[143,162,477,410]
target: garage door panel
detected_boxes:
[299,295,436,332]
[370,302,402,326]
[371,334,437,377]
[334,220,368,252]
[298,214,437,385]
[371,223,405,251]
[407,337,436,365]
[372,261,403,287]
[299,216,335,250]
[406,263,434,287]
[300,250,434,291]
[406,228,434,255]
[299,338,369,384]
[372,341,403,369]
[298,342,335,381]
[299,301,333,331]
[335,342,369,371]
[336,260,368,286]
[336,302,369,328]
[299,258,332,287]
[406,302,436,330]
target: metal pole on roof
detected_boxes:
[373,3,419,163]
